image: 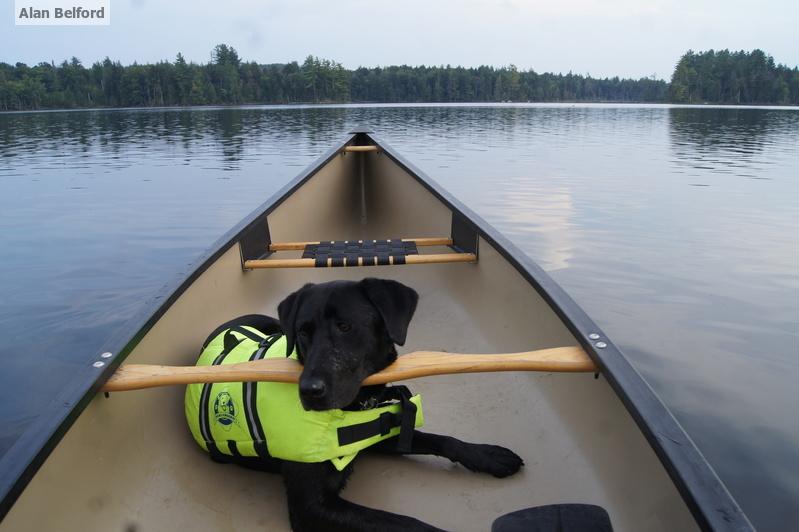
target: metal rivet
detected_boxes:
[595,342,607,349]
[100,352,112,359]
[92,361,105,368]
[588,333,600,340]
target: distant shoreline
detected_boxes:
[2,101,798,115]
[2,46,796,112]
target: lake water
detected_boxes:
[1,104,797,530]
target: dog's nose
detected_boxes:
[299,377,326,398]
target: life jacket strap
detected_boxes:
[335,385,418,452]
[228,325,266,344]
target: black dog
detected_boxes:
[229,278,523,531]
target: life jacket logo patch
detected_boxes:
[213,391,236,430]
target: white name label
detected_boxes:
[15,0,110,25]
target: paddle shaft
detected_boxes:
[102,347,596,392]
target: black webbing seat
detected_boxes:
[244,237,475,269]
[302,239,419,267]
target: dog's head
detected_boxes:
[277,278,418,411]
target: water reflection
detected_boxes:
[1,104,798,531]
[484,184,577,271]
[668,107,799,179]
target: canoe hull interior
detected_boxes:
[1,140,698,531]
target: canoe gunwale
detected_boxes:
[0,133,359,521]
[369,132,753,532]
[0,129,753,531]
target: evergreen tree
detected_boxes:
[2,45,797,111]
[669,49,797,104]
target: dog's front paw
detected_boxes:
[457,444,524,478]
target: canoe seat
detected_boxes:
[492,504,613,532]
[244,237,477,269]
[301,239,418,267]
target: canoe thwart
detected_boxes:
[244,252,477,269]
[268,237,453,252]
[102,346,597,392]
[343,145,379,153]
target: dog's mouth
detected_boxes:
[298,379,362,411]
[299,396,334,411]
[299,393,354,412]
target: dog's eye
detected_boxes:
[337,322,352,333]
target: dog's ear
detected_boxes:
[359,278,419,345]
[278,283,313,357]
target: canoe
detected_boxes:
[0,128,751,531]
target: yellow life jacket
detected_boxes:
[184,318,424,471]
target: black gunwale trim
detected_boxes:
[0,130,753,531]
[367,133,753,532]
[0,133,357,521]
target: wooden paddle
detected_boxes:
[102,346,596,392]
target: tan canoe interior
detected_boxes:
[2,147,698,531]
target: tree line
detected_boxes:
[1,44,796,111]
[670,49,799,104]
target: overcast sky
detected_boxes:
[3,0,798,80]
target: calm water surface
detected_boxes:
[1,104,798,530]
